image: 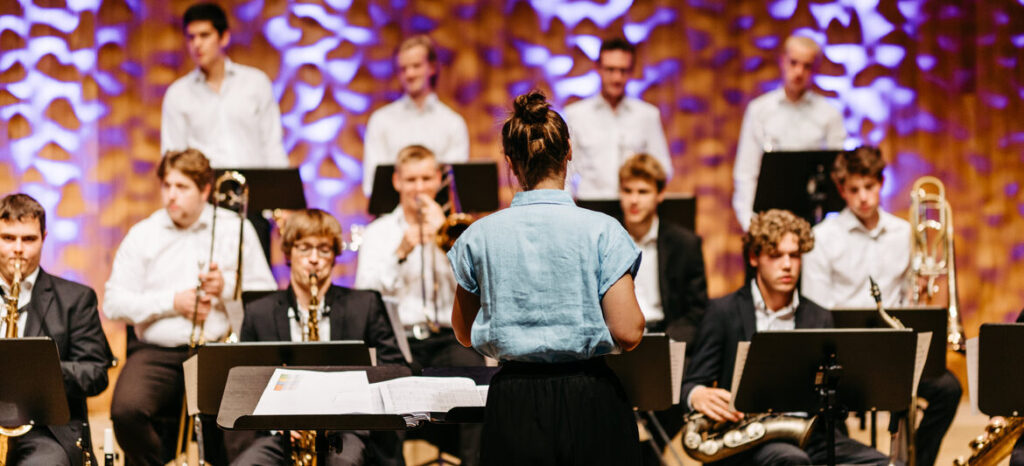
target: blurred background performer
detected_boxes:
[104,149,276,466]
[564,37,672,199]
[0,194,114,466]
[682,209,889,465]
[362,35,469,197]
[802,146,961,466]
[616,154,709,465]
[448,90,646,465]
[231,208,404,466]
[161,2,288,169]
[355,145,483,464]
[732,35,847,231]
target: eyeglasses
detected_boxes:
[294,243,334,258]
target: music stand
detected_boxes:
[0,338,70,427]
[576,194,697,232]
[978,324,1024,416]
[368,162,499,216]
[752,150,844,225]
[733,329,917,466]
[214,168,307,261]
[831,307,947,378]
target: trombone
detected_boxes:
[175,170,249,466]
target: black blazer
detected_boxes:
[653,221,709,346]
[240,285,405,366]
[680,285,833,409]
[24,269,114,465]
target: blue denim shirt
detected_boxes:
[447,189,641,362]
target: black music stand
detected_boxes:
[752,150,844,226]
[218,365,413,465]
[978,324,1024,416]
[0,338,70,428]
[733,329,917,466]
[576,194,697,232]
[367,162,499,216]
[214,168,307,261]
[832,307,946,379]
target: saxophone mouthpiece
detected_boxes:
[868,276,881,304]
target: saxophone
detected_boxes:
[291,272,321,466]
[953,417,1024,465]
[870,277,917,466]
[1,258,33,464]
[682,412,817,462]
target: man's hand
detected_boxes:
[173,288,211,322]
[199,262,224,298]
[396,196,446,260]
[691,386,743,422]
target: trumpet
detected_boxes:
[1,258,33,465]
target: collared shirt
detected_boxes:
[104,204,277,347]
[732,88,847,230]
[631,217,663,324]
[354,206,455,328]
[161,58,289,169]
[447,189,641,362]
[0,266,40,338]
[802,207,911,309]
[287,298,331,342]
[564,95,673,199]
[751,279,798,331]
[362,93,470,196]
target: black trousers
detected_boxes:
[110,344,226,466]
[480,358,641,466]
[708,423,893,466]
[5,428,70,466]
[231,431,367,466]
[915,370,962,466]
[1012,432,1024,466]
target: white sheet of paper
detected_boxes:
[670,341,686,405]
[375,376,484,414]
[966,337,980,415]
[911,332,931,397]
[253,369,374,415]
[729,341,751,412]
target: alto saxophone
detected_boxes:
[291,272,321,466]
[870,277,917,466]
[953,416,1024,465]
[1,258,33,464]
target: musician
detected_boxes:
[802,146,961,466]
[354,145,483,464]
[732,35,846,230]
[1014,308,1024,466]
[449,90,645,464]
[682,209,890,465]
[362,35,469,196]
[231,208,404,466]
[564,37,672,199]
[0,194,113,466]
[105,149,276,465]
[161,2,288,169]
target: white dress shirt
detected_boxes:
[362,93,469,196]
[0,266,40,338]
[631,217,663,325]
[732,88,846,230]
[287,299,330,342]
[802,207,911,309]
[354,206,455,328]
[104,204,277,347]
[564,95,672,199]
[161,58,289,169]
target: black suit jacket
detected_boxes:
[652,221,709,346]
[23,268,114,465]
[240,285,405,365]
[680,285,833,409]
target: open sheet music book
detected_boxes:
[252,369,487,426]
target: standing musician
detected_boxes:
[362,35,469,197]
[563,37,672,199]
[682,209,890,465]
[105,149,276,466]
[354,145,484,464]
[231,208,405,466]
[732,35,847,231]
[0,194,114,466]
[802,146,961,466]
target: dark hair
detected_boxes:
[832,146,885,186]
[599,37,636,64]
[157,148,214,191]
[397,35,439,88]
[281,209,344,260]
[183,2,229,36]
[501,91,571,190]
[0,193,46,234]
[619,153,667,192]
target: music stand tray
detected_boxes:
[0,338,70,427]
[576,194,697,232]
[978,324,1024,416]
[368,162,499,216]
[752,150,843,225]
[831,307,947,379]
[213,168,307,214]
[606,334,684,411]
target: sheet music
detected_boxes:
[253,369,374,415]
[182,355,199,416]
[729,341,751,411]
[375,376,484,414]
[670,341,686,404]
[477,385,489,404]
[966,337,980,415]
[911,332,931,397]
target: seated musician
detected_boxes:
[0,193,114,465]
[802,146,961,466]
[231,208,404,465]
[105,149,277,466]
[682,209,891,465]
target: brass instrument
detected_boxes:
[870,277,916,466]
[909,176,965,352]
[435,164,474,253]
[682,412,817,463]
[954,416,1024,465]
[0,258,32,465]
[291,272,322,465]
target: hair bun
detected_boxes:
[513,90,550,124]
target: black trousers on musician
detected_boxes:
[1012,434,1024,466]
[110,344,226,466]
[480,358,641,466]
[4,428,71,466]
[231,431,368,466]
[915,370,962,466]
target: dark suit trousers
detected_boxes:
[915,370,962,466]
[5,428,71,466]
[1012,433,1024,466]
[231,431,366,466]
